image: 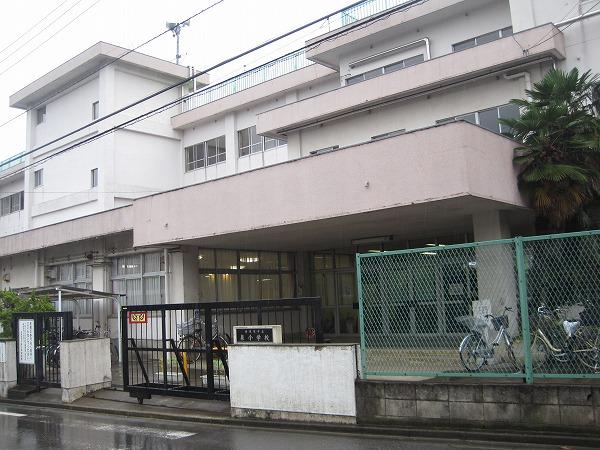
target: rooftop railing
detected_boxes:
[182,49,312,112]
[340,0,415,26]
[0,151,25,173]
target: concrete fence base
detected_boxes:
[0,340,17,398]
[60,338,111,403]
[356,379,600,430]
[229,344,359,424]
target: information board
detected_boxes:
[235,327,274,343]
[18,319,35,365]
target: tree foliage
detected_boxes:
[0,291,54,338]
[500,68,600,233]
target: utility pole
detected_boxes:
[166,20,190,65]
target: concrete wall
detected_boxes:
[60,338,111,403]
[229,344,358,423]
[356,380,600,430]
[0,340,17,398]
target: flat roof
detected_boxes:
[16,285,124,299]
[10,41,208,109]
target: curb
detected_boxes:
[2,397,600,447]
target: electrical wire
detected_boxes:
[0,0,103,78]
[0,0,70,57]
[0,0,429,181]
[0,0,225,131]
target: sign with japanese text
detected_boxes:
[128,311,148,324]
[235,327,274,344]
[18,319,35,365]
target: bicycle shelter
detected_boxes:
[11,312,73,390]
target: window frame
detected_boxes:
[34,169,43,188]
[452,26,514,53]
[184,135,226,172]
[0,191,24,216]
[92,101,99,120]
[36,106,46,125]
[90,168,98,188]
[345,53,425,86]
[436,103,521,135]
[110,252,166,309]
[237,125,287,157]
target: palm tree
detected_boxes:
[501,68,600,233]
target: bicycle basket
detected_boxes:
[491,315,509,331]
[456,315,487,331]
[176,319,199,336]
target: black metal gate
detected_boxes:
[121,298,323,402]
[12,312,73,388]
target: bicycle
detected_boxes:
[44,329,61,369]
[457,306,517,371]
[177,316,231,378]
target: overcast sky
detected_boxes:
[0,0,354,162]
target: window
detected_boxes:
[92,101,99,120]
[34,169,43,188]
[184,135,226,172]
[1,191,24,216]
[345,54,425,86]
[47,261,93,314]
[452,26,513,52]
[238,126,287,157]
[198,249,295,301]
[111,252,166,307]
[436,103,521,135]
[90,168,98,188]
[36,106,46,125]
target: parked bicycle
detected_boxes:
[530,303,600,372]
[177,316,231,378]
[457,307,517,371]
[74,324,119,363]
[44,329,61,369]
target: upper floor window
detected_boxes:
[36,106,46,125]
[92,101,99,120]
[111,252,166,307]
[91,168,98,188]
[238,126,287,157]
[452,27,513,52]
[346,54,425,86]
[437,103,521,135]
[185,135,226,172]
[0,191,24,216]
[34,169,43,188]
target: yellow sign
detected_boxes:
[128,312,147,324]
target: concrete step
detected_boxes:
[7,385,39,399]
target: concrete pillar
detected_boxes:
[92,256,111,331]
[60,338,111,403]
[225,113,237,176]
[472,211,519,335]
[0,340,17,398]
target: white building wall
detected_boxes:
[0,176,26,237]
[0,252,37,290]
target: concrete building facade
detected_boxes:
[0,0,599,339]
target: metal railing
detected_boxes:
[340,0,416,26]
[0,152,25,173]
[357,230,600,383]
[121,298,323,401]
[182,49,312,112]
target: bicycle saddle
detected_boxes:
[563,320,580,337]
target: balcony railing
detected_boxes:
[0,151,25,173]
[182,49,313,113]
[340,0,414,26]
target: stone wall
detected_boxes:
[356,380,600,430]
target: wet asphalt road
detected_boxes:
[0,403,576,450]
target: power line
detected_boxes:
[0,0,428,181]
[0,0,70,57]
[0,0,224,132]
[0,0,102,78]
[0,0,87,68]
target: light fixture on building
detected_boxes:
[351,235,393,245]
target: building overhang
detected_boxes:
[132,122,529,250]
[258,24,565,137]
[9,42,209,110]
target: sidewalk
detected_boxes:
[2,387,600,448]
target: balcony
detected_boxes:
[257,24,565,136]
[0,152,25,174]
[132,122,527,250]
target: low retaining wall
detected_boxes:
[229,344,359,424]
[356,379,600,430]
[60,338,111,403]
[0,340,17,397]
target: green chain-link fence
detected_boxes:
[357,230,600,383]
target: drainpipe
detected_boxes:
[164,248,170,305]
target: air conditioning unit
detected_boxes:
[45,266,58,280]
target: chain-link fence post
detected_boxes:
[515,237,533,384]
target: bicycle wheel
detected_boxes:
[459,334,487,371]
[529,331,548,370]
[575,327,600,372]
[178,335,204,363]
[503,333,519,371]
[212,335,229,379]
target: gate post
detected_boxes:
[121,306,129,390]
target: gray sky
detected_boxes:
[0,0,353,162]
